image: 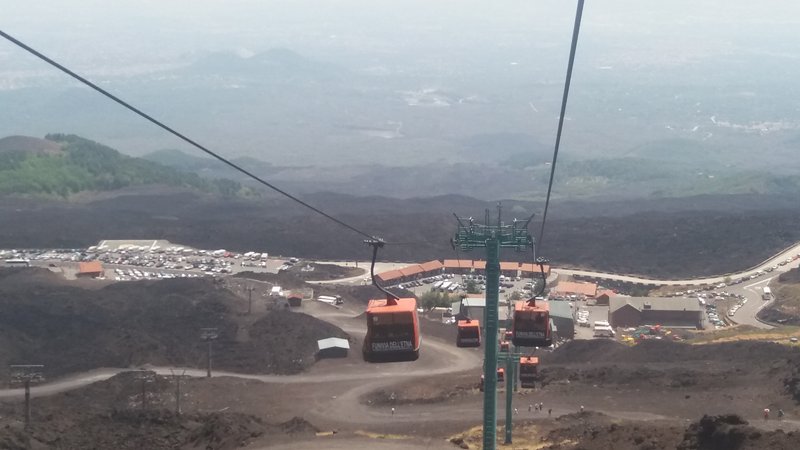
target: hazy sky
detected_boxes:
[3,0,799,76]
[1,0,799,167]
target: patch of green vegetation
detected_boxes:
[522,155,800,200]
[419,291,453,310]
[687,325,800,344]
[0,134,257,198]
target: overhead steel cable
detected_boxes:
[537,0,585,251]
[0,28,378,241]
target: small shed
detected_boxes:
[595,289,615,306]
[77,261,104,278]
[286,292,303,307]
[316,337,350,359]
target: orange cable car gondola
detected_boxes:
[363,296,420,362]
[362,239,421,362]
[512,297,552,347]
[457,318,481,347]
[519,356,539,388]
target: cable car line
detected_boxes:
[0,28,379,243]
[537,0,585,251]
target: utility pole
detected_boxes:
[170,369,187,415]
[453,204,533,450]
[246,286,255,314]
[10,365,44,431]
[200,328,219,378]
[135,370,156,411]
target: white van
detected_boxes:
[593,326,615,338]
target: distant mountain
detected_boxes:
[0,134,255,198]
[463,132,551,165]
[182,48,349,82]
[142,149,283,180]
[142,149,221,172]
[0,135,62,155]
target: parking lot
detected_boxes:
[573,304,610,340]
[394,272,543,303]
[2,244,289,282]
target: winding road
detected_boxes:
[314,242,800,287]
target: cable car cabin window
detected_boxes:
[371,324,414,341]
[458,327,480,338]
[515,311,548,330]
[370,311,413,325]
[513,308,551,347]
[367,311,416,352]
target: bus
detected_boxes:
[4,259,30,267]
[763,286,772,300]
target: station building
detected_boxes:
[499,262,521,278]
[520,263,551,279]
[419,260,444,277]
[443,259,473,274]
[549,300,576,341]
[608,297,704,329]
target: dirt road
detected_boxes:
[4,291,800,449]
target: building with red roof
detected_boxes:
[520,263,551,279]
[77,261,104,278]
[499,261,520,277]
[376,269,404,284]
[443,259,472,274]
[419,260,444,277]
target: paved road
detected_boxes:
[553,243,800,286]
[0,301,481,400]
[730,277,776,328]
[316,243,800,329]
[316,243,800,287]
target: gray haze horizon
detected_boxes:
[1,0,799,200]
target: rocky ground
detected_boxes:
[448,412,800,450]
[759,268,800,325]
[0,268,348,379]
[5,267,800,449]
[3,191,800,278]
[0,372,318,450]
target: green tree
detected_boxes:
[466,280,481,294]
[419,291,453,310]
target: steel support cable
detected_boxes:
[365,239,399,301]
[537,0,585,251]
[0,29,379,241]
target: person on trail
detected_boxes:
[391,407,395,416]
[580,405,585,413]
[764,408,770,420]
[548,408,552,417]
[539,402,544,411]
[778,409,785,419]
[528,404,532,413]
[514,408,519,415]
